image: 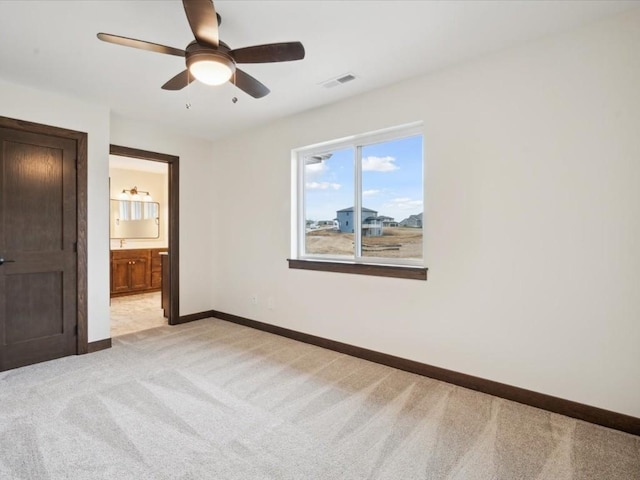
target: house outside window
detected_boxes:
[292,123,424,270]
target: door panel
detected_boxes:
[5,272,63,343]
[111,259,131,293]
[0,127,77,371]
[4,141,64,251]
[129,258,149,291]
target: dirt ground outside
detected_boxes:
[305,227,422,259]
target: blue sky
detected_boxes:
[304,135,423,222]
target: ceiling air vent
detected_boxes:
[320,73,358,89]
[337,74,356,84]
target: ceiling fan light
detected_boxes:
[187,52,235,86]
[190,60,232,85]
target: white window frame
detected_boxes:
[292,122,424,268]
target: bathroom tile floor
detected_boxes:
[110,291,167,337]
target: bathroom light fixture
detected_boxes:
[120,186,153,202]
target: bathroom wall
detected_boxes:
[109,161,169,250]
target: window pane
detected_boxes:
[360,135,423,260]
[304,147,354,257]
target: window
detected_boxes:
[291,123,426,279]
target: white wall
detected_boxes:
[109,114,216,317]
[0,79,111,342]
[209,10,640,417]
[0,83,217,339]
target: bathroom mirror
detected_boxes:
[109,199,160,239]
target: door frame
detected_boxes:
[0,116,88,354]
[109,145,180,324]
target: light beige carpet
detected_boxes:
[0,319,638,479]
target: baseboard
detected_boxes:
[209,309,640,437]
[87,338,112,353]
[87,311,212,351]
[176,310,217,325]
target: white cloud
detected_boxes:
[386,197,423,210]
[305,162,327,177]
[362,156,398,172]
[363,189,380,197]
[306,182,341,190]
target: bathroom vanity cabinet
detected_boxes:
[110,248,167,297]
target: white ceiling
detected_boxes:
[0,1,637,142]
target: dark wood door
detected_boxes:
[0,127,78,371]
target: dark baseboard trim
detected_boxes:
[209,309,640,437]
[87,338,112,353]
[177,310,217,325]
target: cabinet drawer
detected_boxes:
[150,249,166,272]
[151,271,162,289]
[151,257,162,272]
[111,249,150,262]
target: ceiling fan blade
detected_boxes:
[182,0,219,47]
[97,33,185,57]
[231,69,270,98]
[229,42,305,64]
[161,70,193,90]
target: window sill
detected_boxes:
[287,259,427,280]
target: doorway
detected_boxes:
[108,145,179,335]
[0,116,88,371]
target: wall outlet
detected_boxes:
[250,294,258,305]
[267,296,276,310]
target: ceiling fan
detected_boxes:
[97,0,305,99]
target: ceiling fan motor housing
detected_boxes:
[186,41,236,85]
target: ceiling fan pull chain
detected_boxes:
[233,69,237,102]
[186,72,192,109]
